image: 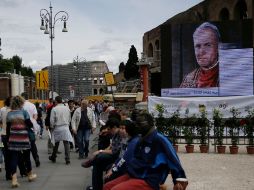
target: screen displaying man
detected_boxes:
[180,22,220,88]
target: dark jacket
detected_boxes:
[127,130,186,190]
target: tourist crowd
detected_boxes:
[0,95,188,190]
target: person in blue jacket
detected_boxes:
[104,119,140,183]
[103,112,187,190]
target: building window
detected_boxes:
[219,8,230,21]
[148,43,153,57]
[234,0,248,20]
[155,40,160,50]
[94,78,97,84]
[93,88,98,95]
[99,88,104,95]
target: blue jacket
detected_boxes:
[112,136,139,174]
[127,129,186,190]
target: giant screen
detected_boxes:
[161,20,253,97]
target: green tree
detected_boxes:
[21,66,34,77]
[11,55,22,73]
[124,45,139,80]
[0,58,14,73]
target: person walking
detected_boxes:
[68,100,76,150]
[0,97,12,180]
[45,98,55,154]
[72,99,96,159]
[49,96,73,165]
[35,102,44,139]
[6,96,37,188]
[21,92,40,167]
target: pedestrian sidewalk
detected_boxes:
[0,132,97,190]
[1,133,254,190]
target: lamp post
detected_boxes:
[73,55,86,100]
[137,52,151,102]
[40,3,69,99]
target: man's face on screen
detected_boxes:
[193,28,218,69]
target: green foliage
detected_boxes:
[196,110,210,145]
[244,107,254,146]
[11,55,22,73]
[21,66,34,77]
[182,110,197,145]
[0,58,14,73]
[226,107,241,146]
[213,108,224,145]
[155,106,180,145]
[124,45,139,80]
[155,104,166,134]
[0,55,34,77]
[167,110,181,144]
[155,104,164,117]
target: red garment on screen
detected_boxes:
[197,64,219,87]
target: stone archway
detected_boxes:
[99,88,103,95]
[234,0,248,20]
[219,8,230,21]
[155,40,160,50]
[148,43,153,57]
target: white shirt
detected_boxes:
[50,103,71,128]
[23,100,38,119]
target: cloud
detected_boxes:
[99,27,113,34]
[24,59,48,71]
[88,40,112,51]
[0,0,26,7]
[5,37,45,53]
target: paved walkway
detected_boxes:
[165,146,254,190]
[0,132,95,190]
[1,133,254,190]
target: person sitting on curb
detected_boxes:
[104,119,139,183]
[103,112,188,190]
[83,117,122,190]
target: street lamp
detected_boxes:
[73,55,86,100]
[40,3,69,99]
[137,52,152,102]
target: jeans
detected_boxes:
[92,153,118,190]
[51,141,70,162]
[77,128,91,158]
[9,150,32,175]
[0,148,3,164]
[30,140,40,163]
[37,120,43,136]
[1,135,11,179]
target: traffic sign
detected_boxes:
[104,72,115,86]
[36,70,49,90]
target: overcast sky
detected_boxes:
[0,0,203,73]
